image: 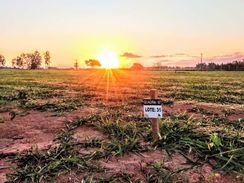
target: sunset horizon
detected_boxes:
[1,0,244,68]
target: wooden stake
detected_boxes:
[150,89,162,141]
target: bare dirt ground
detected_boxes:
[1,103,242,182]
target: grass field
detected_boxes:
[0,69,243,183]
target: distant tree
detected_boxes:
[85,59,101,68]
[0,54,6,67]
[131,63,144,70]
[11,58,16,68]
[43,51,51,68]
[195,60,244,71]
[153,61,163,70]
[26,51,42,69]
[196,63,207,70]
[15,56,24,68]
[207,62,217,71]
[12,51,42,69]
[74,59,79,69]
[156,61,162,68]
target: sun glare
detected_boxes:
[97,49,120,68]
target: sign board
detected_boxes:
[143,99,163,118]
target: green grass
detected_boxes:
[1,70,243,107]
[154,71,244,104]
[156,116,244,172]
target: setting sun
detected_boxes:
[96,49,120,68]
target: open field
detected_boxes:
[0,69,243,183]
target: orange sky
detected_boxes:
[1,0,244,67]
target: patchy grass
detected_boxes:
[6,113,244,182]
[6,116,104,182]
[0,69,243,182]
[156,116,244,172]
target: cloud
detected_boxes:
[150,54,168,58]
[174,53,187,56]
[120,52,142,58]
[157,59,171,63]
[206,52,244,63]
[150,53,199,58]
[151,59,195,67]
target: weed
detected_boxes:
[142,160,188,183]
[22,98,83,112]
[79,138,102,148]
[6,117,104,182]
[96,120,138,140]
[78,172,140,183]
[156,117,244,171]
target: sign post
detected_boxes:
[143,89,162,141]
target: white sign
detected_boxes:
[143,99,163,118]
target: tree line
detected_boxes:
[1,53,101,70]
[0,51,51,69]
[196,60,244,71]
[74,59,101,69]
[1,52,243,71]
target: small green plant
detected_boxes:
[208,133,222,150]
[142,160,187,183]
[97,119,139,140]
[79,138,102,148]
[106,137,142,156]
[22,98,83,112]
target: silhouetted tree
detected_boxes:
[26,51,42,69]
[12,51,42,69]
[0,54,6,67]
[15,56,24,68]
[74,59,79,69]
[85,59,101,68]
[153,61,163,70]
[43,51,51,67]
[207,62,217,71]
[43,51,51,68]
[131,63,144,70]
[195,60,244,71]
[196,63,207,70]
[11,58,16,68]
